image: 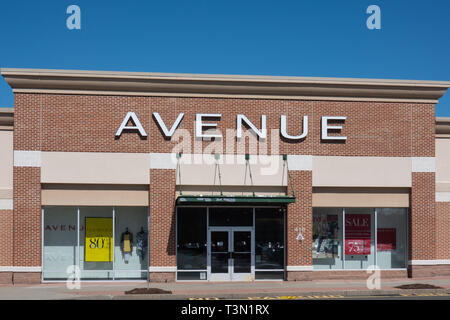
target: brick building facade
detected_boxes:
[0,69,449,284]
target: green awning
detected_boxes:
[176,195,295,205]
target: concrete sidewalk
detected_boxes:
[1,276,450,300]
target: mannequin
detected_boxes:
[136,227,148,260]
[121,228,133,263]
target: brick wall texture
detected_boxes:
[149,169,177,273]
[436,202,450,260]
[409,172,437,261]
[13,94,434,157]
[286,171,312,267]
[0,210,13,266]
[6,92,445,282]
[13,167,42,267]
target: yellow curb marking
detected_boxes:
[188,293,450,300]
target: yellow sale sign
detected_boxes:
[85,218,113,262]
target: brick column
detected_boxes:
[409,172,437,277]
[149,169,177,282]
[436,202,450,260]
[12,94,43,284]
[408,105,442,277]
[0,209,13,284]
[13,166,42,284]
[286,170,313,281]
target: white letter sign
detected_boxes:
[321,116,347,141]
[195,114,222,139]
[237,115,267,140]
[153,112,184,138]
[115,112,148,138]
[281,115,308,140]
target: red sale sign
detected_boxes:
[345,214,371,255]
[377,228,396,251]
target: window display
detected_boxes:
[377,228,396,251]
[313,207,407,270]
[376,208,407,269]
[136,227,148,260]
[85,217,113,262]
[313,208,343,269]
[343,208,375,269]
[121,228,133,263]
[114,207,148,279]
[345,213,371,256]
[42,207,78,280]
[314,214,339,257]
[79,207,113,279]
[43,206,148,281]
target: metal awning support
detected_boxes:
[176,153,182,195]
[175,153,297,205]
[283,155,295,198]
[213,154,223,196]
[176,195,296,205]
[244,154,255,197]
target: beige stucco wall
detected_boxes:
[436,138,450,184]
[41,188,149,206]
[312,156,412,187]
[178,155,288,186]
[39,152,418,188]
[312,190,410,207]
[41,152,287,186]
[0,131,13,197]
[41,152,150,184]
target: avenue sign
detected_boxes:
[115,112,347,141]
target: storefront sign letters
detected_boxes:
[115,112,347,141]
[45,224,84,232]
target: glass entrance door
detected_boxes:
[232,230,253,281]
[208,227,254,281]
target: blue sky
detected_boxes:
[0,0,449,115]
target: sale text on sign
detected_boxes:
[85,218,113,262]
[345,214,371,255]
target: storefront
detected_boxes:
[176,206,286,281]
[0,68,450,284]
[312,207,408,270]
[42,206,148,281]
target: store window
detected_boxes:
[255,208,285,280]
[43,206,148,281]
[312,207,407,270]
[43,207,78,280]
[344,208,375,270]
[176,207,207,280]
[114,207,149,279]
[79,207,114,280]
[376,208,407,269]
[312,208,343,269]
